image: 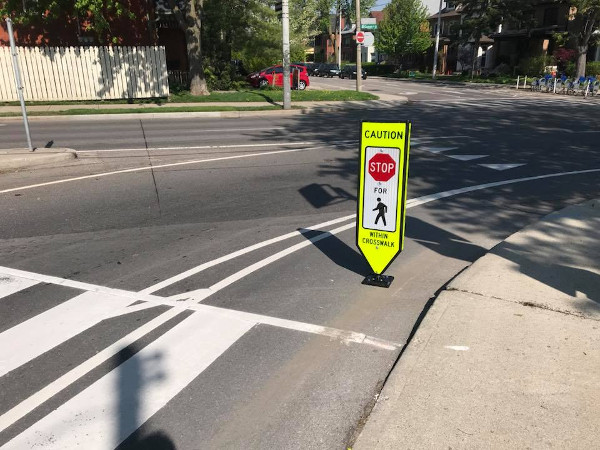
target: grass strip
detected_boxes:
[0,105,286,117]
[0,90,378,107]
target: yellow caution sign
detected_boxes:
[357,121,410,284]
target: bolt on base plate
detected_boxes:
[362,273,394,288]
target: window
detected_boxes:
[274,67,283,74]
[543,7,558,27]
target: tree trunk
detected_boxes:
[168,0,209,95]
[576,45,588,78]
[186,2,209,96]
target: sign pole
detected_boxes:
[6,18,33,151]
[355,0,362,92]
[281,0,291,110]
[357,121,411,288]
[432,0,443,79]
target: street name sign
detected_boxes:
[357,121,411,287]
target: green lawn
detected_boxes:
[170,89,378,102]
[0,105,285,117]
[383,72,517,85]
[0,89,377,107]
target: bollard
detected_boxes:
[516,75,520,90]
[585,80,590,98]
[553,77,557,94]
[524,76,527,88]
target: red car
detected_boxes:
[247,65,310,90]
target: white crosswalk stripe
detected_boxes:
[0,260,401,449]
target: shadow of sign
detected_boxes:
[298,228,370,277]
[298,183,356,209]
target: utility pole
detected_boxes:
[281,0,292,110]
[337,1,342,69]
[356,0,362,92]
[6,18,33,151]
[432,0,443,79]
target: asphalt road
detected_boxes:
[1,91,599,449]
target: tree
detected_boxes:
[341,0,376,23]
[376,0,431,66]
[459,0,531,75]
[568,0,600,77]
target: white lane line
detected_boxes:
[479,163,526,171]
[407,168,600,208]
[169,222,356,302]
[446,155,489,161]
[0,274,38,300]
[141,214,357,294]
[0,291,135,377]
[0,306,185,435]
[3,168,599,436]
[421,147,458,154]
[0,297,401,438]
[0,265,164,302]
[2,309,253,450]
[0,124,7,127]
[169,167,600,304]
[76,141,315,154]
[0,146,318,195]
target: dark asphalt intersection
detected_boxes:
[0,94,599,449]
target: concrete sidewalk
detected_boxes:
[355,199,600,449]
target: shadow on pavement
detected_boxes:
[298,228,371,277]
[116,345,176,450]
[298,183,356,208]
[406,216,487,263]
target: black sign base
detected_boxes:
[362,274,394,288]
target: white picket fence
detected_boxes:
[0,46,169,101]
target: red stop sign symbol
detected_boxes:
[368,153,396,182]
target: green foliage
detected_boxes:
[0,0,135,42]
[459,0,533,43]
[363,64,396,76]
[517,55,555,76]
[340,0,376,23]
[376,0,431,64]
[587,61,600,76]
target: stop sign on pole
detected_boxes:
[368,153,396,182]
[356,31,365,44]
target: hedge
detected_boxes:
[362,64,396,76]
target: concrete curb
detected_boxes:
[0,148,77,171]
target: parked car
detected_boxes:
[340,65,367,80]
[319,63,341,78]
[247,65,310,90]
[306,63,318,76]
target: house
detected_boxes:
[427,1,494,74]
[489,1,600,69]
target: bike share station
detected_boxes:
[357,122,411,288]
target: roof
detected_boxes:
[429,9,461,21]
[369,11,384,24]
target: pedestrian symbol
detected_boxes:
[373,198,387,226]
